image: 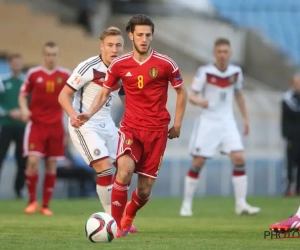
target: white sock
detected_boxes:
[232,175,247,207]
[182,176,199,207]
[96,184,112,214]
[295,206,300,217]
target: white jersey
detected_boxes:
[67,55,120,125]
[191,63,243,118]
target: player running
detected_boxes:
[180,38,261,216]
[19,42,71,215]
[58,26,137,233]
[77,14,187,237]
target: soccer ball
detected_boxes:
[85,212,117,243]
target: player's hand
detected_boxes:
[243,119,249,135]
[21,108,31,123]
[9,109,22,120]
[168,125,181,139]
[198,99,208,108]
[76,112,92,123]
[70,115,84,128]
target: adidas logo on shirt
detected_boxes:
[125,72,132,77]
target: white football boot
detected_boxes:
[180,203,193,216]
[235,203,261,215]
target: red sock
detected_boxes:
[111,180,128,228]
[42,173,56,208]
[232,165,246,176]
[187,169,200,179]
[126,189,149,217]
[97,175,113,186]
[26,172,38,202]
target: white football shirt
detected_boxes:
[67,55,121,125]
[191,63,243,118]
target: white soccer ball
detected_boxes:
[85,212,117,243]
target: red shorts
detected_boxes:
[23,121,65,159]
[116,125,168,179]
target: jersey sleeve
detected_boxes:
[235,68,243,92]
[103,60,120,90]
[165,57,183,88]
[20,71,34,95]
[191,67,206,93]
[66,62,93,91]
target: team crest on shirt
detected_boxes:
[125,139,133,145]
[149,67,158,79]
[29,143,35,150]
[94,149,101,156]
[57,76,63,84]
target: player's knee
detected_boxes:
[116,169,132,185]
[45,158,57,173]
[26,156,40,173]
[193,156,206,168]
[137,186,151,200]
[92,158,111,173]
[231,152,245,166]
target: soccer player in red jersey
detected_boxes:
[19,41,70,215]
[77,14,187,237]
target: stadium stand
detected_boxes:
[210,0,300,66]
[0,0,100,69]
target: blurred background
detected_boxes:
[0,0,298,200]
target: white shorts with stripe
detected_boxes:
[68,119,118,165]
[188,116,244,158]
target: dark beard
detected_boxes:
[133,40,150,55]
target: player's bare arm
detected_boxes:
[77,87,112,122]
[235,90,249,135]
[168,85,187,139]
[58,85,83,128]
[18,93,31,123]
[189,91,208,108]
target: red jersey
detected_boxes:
[104,50,183,131]
[20,66,70,124]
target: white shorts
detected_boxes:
[188,116,244,158]
[68,120,119,165]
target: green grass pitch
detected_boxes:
[1,197,300,249]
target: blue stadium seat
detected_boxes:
[0,60,10,75]
[210,0,300,65]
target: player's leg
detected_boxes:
[40,158,57,215]
[285,140,295,196]
[111,126,143,235]
[295,141,300,195]
[92,158,113,214]
[269,205,300,232]
[222,121,260,215]
[23,122,45,214]
[180,117,219,216]
[180,156,206,216]
[13,126,27,198]
[69,125,114,214]
[40,124,65,215]
[0,126,13,182]
[112,154,136,232]
[120,129,168,236]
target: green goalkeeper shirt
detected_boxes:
[0,74,25,127]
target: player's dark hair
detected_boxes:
[44,41,58,48]
[8,53,22,62]
[214,38,230,47]
[125,14,154,34]
[99,26,123,41]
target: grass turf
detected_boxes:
[0,197,299,249]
